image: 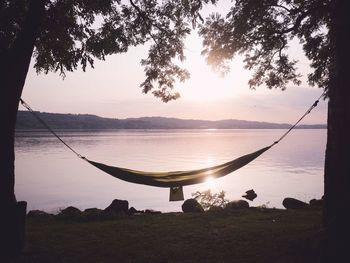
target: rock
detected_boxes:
[144,209,162,215]
[104,199,129,214]
[242,189,257,201]
[128,207,144,215]
[282,198,308,209]
[181,199,204,213]
[225,200,249,210]
[309,198,323,207]
[27,210,52,218]
[83,208,103,220]
[84,208,102,213]
[58,206,82,218]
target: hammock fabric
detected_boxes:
[85,145,272,201]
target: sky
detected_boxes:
[21,2,328,125]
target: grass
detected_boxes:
[15,207,322,263]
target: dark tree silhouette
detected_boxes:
[198,0,349,261]
[0,0,208,258]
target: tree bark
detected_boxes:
[0,0,45,259]
[323,0,350,261]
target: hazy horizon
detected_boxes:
[19,109,327,125]
[17,108,327,126]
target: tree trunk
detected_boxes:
[0,1,45,259]
[322,0,350,261]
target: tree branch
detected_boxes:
[270,4,291,13]
[129,0,162,53]
[274,2,329,35]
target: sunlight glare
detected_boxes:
[204,176,217,189]
[202,157,218,189]
[176,33,251,102]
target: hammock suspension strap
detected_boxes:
[272,91,326,145]
[20,99,86,160]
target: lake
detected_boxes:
[15,129,326,213]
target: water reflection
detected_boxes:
[15,129,325,212]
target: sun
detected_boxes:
[178,56,243,101]
[175,34,250,101]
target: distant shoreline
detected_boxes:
[15,127,327,132]
[16,110,327,130]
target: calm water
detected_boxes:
[15,129,326,212]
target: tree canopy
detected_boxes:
[199,0,331,92]
[1,0,217,102]
[1,0,331,100]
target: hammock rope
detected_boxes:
[273,92,326,145]
[19,92,325,201]
[20,99,85,160]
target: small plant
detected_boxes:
[191,189,229,211]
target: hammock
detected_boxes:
[86,146,272,200]
[19,93,324,201]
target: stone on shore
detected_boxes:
[145,209,162,215]
[282,198,308,209]
[225,200,250,210]
[309,198,323,207]
[182,199,204,213]
[57,206,82,218]
[27,210,53,218]
[83,208,103,220]
[104,199,129,215]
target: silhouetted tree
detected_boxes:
[197,0,349,261]
[0,0,208,258]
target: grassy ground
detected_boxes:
[15,207,322,263]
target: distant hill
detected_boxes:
[15,111,326,130]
